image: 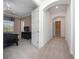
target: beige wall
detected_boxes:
[14,17,21,39]
[22,16,31,31]
[24,16,31,27]
[13,16,31,39]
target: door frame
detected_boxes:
[55,21,61,37]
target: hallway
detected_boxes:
[4,37,73,59]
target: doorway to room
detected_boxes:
[53,17,65,38]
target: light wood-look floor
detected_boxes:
[37,37,73,59]
[3,37,73,59]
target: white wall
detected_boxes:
[61,17,65,37]
[70,0,75,56]
[65,5,70,46]
[65,0,75,56]
[42,10,53,46]
[31,8,39,48]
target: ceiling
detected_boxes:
[39,0,46,2]
[4,0,37,17]
[3,0,70,17]
[47,4,68,19]
[48,4,68,14]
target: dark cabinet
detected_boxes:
[3,33,19,48]
[21,32,31,39]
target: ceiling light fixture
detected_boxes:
[56,6,59,9]
[6,2,10,7]
[6,2,12,10]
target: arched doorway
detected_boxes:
[52,16,65,38]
